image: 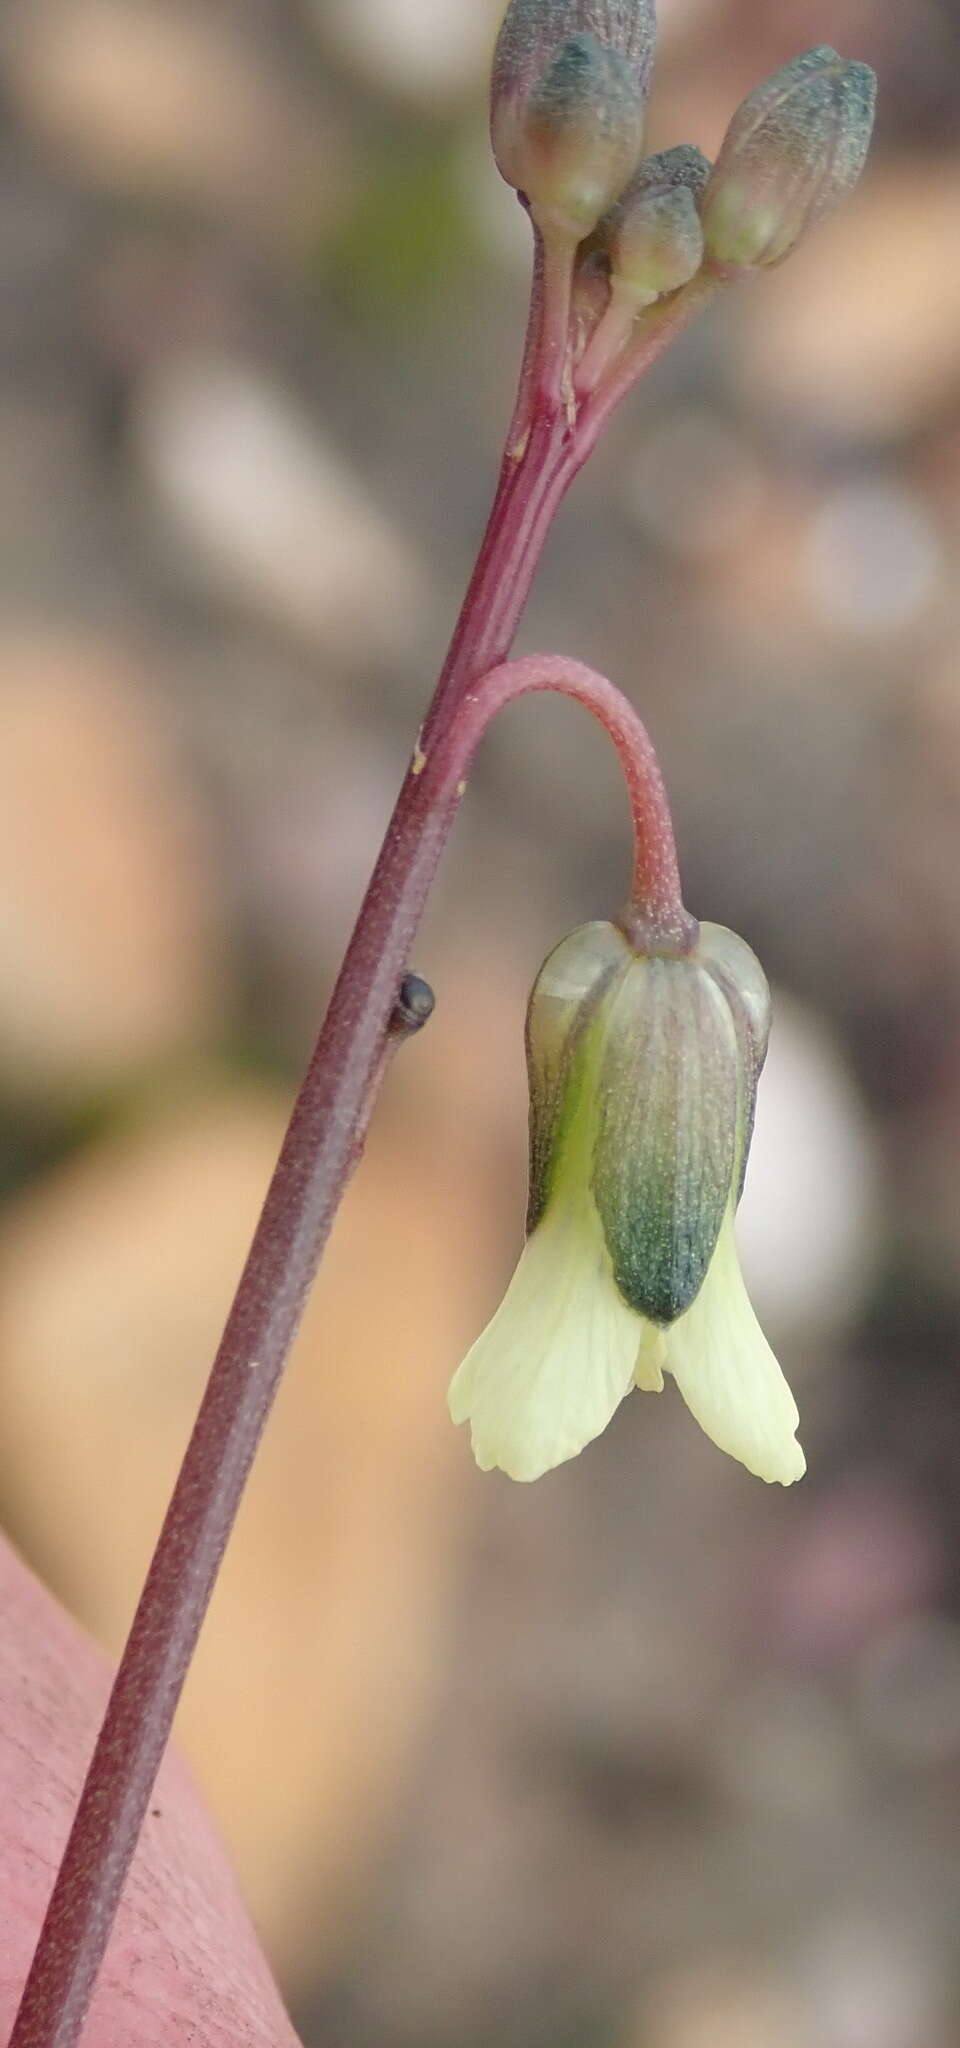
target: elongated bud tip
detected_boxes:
[700,46,877,271]
[491,0,657,241]
[604,144,711,305]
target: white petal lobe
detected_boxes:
[448,1193,640,1482]
[664,1207,806,1485]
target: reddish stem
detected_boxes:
[454,657,694,952]
[533,229,577,412]
[576,271,718,459]
[10,274,707,2048]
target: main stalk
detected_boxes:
[9,256,708,2047]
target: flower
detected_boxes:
[699,46,877,272]
[448,919,805,1486]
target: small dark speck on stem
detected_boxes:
[392,973,437,1036]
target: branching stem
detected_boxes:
[10,269,709,2048]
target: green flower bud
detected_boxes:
[491,0,657,239]
[700,46,877,271]
[603,145,710,306]
[450,918,804,1487]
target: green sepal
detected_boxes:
[525,922,630,1234]
[697,922,771,1201]
[591,956,740,1323]
[521,35,645,236]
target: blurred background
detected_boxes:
[0,0,959,2042]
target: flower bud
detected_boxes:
[449,918,805,1486]
[604,144,710,306]
[491,0,657,240]
[700,46,877,271]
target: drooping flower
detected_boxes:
[448,918,804,1486]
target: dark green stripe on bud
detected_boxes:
[593,957,739,1322]
[524,917,771,1326]
[602,144,711,305]
[700,46,877,271]
[491,0,657,239]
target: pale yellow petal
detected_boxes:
[634,1323,666,1392]
[664,1207,805,1485]
[448,1193,640,1482]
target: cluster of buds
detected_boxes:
[490,0,876,399]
